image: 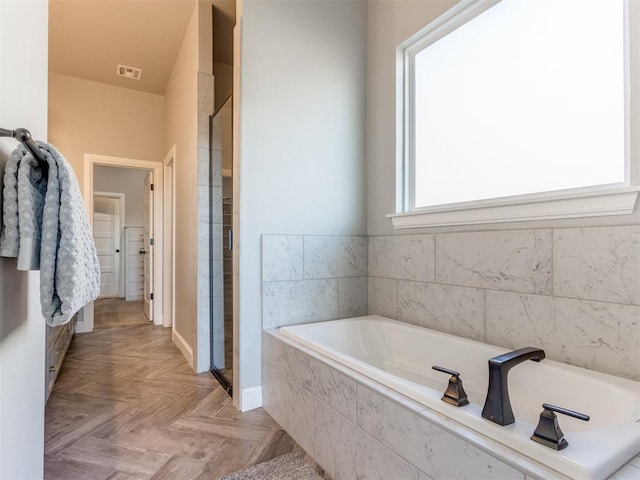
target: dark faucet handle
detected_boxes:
[542,403,590,421]
[432,365,469,407]
[531,403,590,451]
[432,365,460,377]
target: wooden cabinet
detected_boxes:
[45,315,76,402]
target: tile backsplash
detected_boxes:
[262,226,639,381]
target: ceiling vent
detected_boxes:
[116,64,142,80]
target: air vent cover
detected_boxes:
[116,64,142,80]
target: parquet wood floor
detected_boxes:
[44,324,301,480]
[94,298,149,329]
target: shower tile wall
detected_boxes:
[195,72,223,372]
[368,226,640,381]
[262,235,368,329]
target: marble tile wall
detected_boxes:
[368,226,640,381]
[262,235,368,329]
[263,331,640,480]
[195,72,223,372]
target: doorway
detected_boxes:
[91,167,154,329]
[93,192,124,298]
[81,154,165,333]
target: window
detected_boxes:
[390,0,639,228]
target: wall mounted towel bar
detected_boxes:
[0,127,47,167]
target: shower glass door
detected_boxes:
[209,96,233,393]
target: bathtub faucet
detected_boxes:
[481,347,545,426]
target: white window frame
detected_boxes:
[388,0,639,229]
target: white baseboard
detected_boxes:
[172,329,194,369]
[240,386,263,412]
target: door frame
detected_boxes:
[81,154,164,332]
[142,171,154,322]
[163,146,176,330]
[93,191,125,298]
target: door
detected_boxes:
[93,196,121,298]
[143,172,154,321]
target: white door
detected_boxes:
[93,196,121,298]
[143,172,154,321]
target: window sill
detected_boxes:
[387,186,640,229]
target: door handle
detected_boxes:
[139,249,147,255]
[115,249,120,253]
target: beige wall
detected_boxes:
[48,73,165,185]
[164,4,199,360]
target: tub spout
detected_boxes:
[481,347,545,426]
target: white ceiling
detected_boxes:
[49,0,198,95]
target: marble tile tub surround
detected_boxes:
[263,330,640,480]
[368,226,640,381]
[262,235,368,329]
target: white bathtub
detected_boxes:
[280,315,640,480]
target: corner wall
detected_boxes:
[0,1,48,478]
[164,4,199,364]
[237,0,367,408]
[165,1,218,371]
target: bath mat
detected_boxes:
[220,452,324,480]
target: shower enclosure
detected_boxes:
[209,96,233,393]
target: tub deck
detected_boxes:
[279,315,640,480]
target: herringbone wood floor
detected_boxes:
[44,323,301,479]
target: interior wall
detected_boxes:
[48,73,165,186]
[0,1,48,478]
[164,3,199,363]
[94,165,148,226]
[237,0,367,406]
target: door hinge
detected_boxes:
[150,183,154,191]
[150,293,154,301]
[150,238,154,246]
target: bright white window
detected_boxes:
[390,0,638,228]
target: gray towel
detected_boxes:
[0,145,46,269]
[0,142,100,326]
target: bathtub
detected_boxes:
[280,315,640,480]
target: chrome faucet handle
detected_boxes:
[432,365,469,407]
[531,403,590,450]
